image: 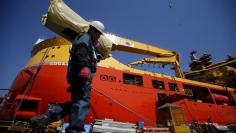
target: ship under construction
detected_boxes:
[0,0,235,132]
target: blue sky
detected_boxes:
[0,0,236,94]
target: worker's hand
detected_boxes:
[78,67,90,81]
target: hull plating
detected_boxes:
[1,64,235,126]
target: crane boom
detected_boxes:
[127,57,185,78]
[107,34,184,78]
[108,34,175,57]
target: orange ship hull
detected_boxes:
[1,64,236,126]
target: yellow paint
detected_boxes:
[26,38,70,65]
[173,125,191,133]
[26,44,70,65]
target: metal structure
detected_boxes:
[185,51,236,88]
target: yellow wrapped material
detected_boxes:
[42,0,112,58]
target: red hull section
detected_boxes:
[0,64,236,126]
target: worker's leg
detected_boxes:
[31,101,71,132]
[66,80,91,132]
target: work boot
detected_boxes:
[30,114,50,133]
[31,103,65,133]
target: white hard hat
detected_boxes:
[90,21,104,33]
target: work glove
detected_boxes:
[78,67,90,81]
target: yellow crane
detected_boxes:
[109,35,184,78]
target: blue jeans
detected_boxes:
[68,80,91,131]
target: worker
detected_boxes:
[31,21,105,133]
[66,20,104,133]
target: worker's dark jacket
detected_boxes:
[67,32,97,84]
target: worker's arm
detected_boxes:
[72,33,92,68]
[72,33,92,80]
[74,45,91,69]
